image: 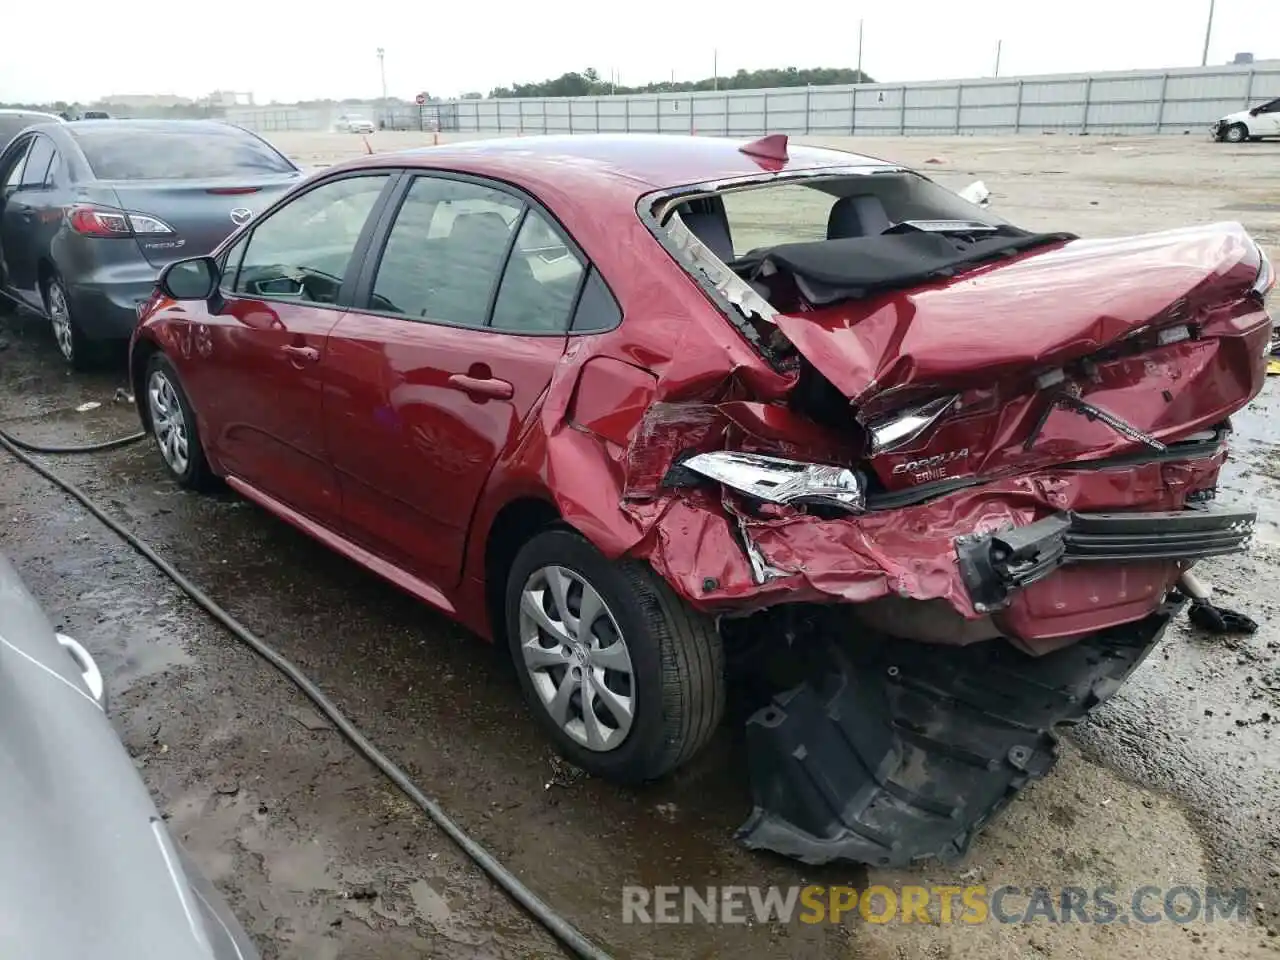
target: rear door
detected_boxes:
[0,134,33,304]
[2,134,62,306]
[323,172,586,588]
[178,170,396,529]
[1254,98,1280,136]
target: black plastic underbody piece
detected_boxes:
[735,601,1181,866]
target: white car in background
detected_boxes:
[334,114,376,134]
[1213,97,1280,142]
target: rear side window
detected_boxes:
[20,137,55,187]
[369,176,523,327]
[2,138,30,189]
[0,115,38,150]
[490,211,585,333]
[70,125,296,181]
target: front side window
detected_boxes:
[233,174,387,304]
[1260,98,1280,115]
[369,176,523,327]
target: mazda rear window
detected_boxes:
[70,125,296,180]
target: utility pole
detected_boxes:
[857,19,864,81]
[376,48,387,126]
[994,39,1002,78]
[1201,0,1216,66]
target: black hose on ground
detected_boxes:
[0,425,615,960]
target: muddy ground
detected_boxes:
[2,133,1280,958]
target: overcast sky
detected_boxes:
[0,0,1274,104]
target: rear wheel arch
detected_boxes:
[131,338,162,430]
[482,497,564,645]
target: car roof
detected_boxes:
[62,118,241,134]
[335,134,897,201]
[0,109,61,120]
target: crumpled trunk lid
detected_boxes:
[774,221,1264,413]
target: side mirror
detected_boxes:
[1249,107,1263,116]
[159,256,219,300]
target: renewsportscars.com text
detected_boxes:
[621,885,1250,925]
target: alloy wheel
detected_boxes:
[147,370,190,476]
[517,564,635,752]
[47,282,74,362]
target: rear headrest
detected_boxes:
[450,211,512,250]
[675,196,735,263]
[826,194,893,239]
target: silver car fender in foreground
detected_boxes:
[0,551,259,960]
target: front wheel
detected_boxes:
[505,529,725,783]
[145,352,213,489]
[1225,123,1249,143]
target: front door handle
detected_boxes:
[447,373,514,401]
[282,344,319,364]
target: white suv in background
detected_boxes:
[1213,97,1280,142]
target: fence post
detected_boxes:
[689,94,695,134]
[496,101,502,133]
[1155,73,1169,133]
[1081,76,1092,134]
[899,85,907,135]
[654,96,660,133]
[592,97,599,133]
[568,99,573,135]
[624,96,630,133]
[723,93,730,135]
[474,100,481,132]
[1014,79,1024,133]
[805,85,812,134]
[954,82,963,134]
[1245,68,1257,107]
[850,86,857,135]
[763,92,770,134]
[518,99,524,134]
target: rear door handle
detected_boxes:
[282,344,320,364]
[447,373,514,401]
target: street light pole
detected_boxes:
[713,49,718,91]
[1201,0,1216,66]
[994,39,1002,78]
[376,47,387,127]
[857,19,864,82]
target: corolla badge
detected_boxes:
[229,207,254,226]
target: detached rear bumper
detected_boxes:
[956,504,1256,612]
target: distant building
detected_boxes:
[205,90,254,107]
[101,93,194,109]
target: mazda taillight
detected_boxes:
[67,204,175,238]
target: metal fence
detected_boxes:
[442,61,1280,137]
[221,61,1280,137]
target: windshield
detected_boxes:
[70,124,296,181]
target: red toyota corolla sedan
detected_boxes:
[130,133,1274,867]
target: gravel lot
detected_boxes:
[2,132,1279,959]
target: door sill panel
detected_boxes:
[225,475,458,616]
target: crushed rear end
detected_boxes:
[619,162,1274,866]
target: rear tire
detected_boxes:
[1225,123,1249,143]
[43,273,95,371]
[505,529,725,783]
[145,352,213,490]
